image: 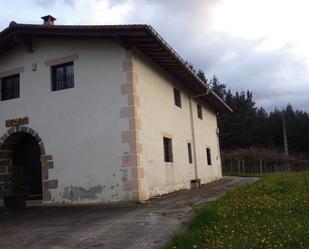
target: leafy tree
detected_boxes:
[183,61,309,158]
[185,61,196,73]
[209,75,227,100]
[219,90,258,149]
[197,70,207,84]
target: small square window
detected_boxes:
[163,137,173,162]
[206,148,212,166]
[1,74,20,101]
[51,62,74,91]
[197,104,203,119]
[187,143,193,164]
[173,88,182,108]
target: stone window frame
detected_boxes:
[0,67,24,102]
[1,74,20,101]
[51,61,75,91]
[45,53,79,92]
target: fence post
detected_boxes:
[238,159,241,173]
[242,159,245,173]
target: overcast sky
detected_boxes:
[1,0,309,112]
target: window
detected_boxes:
[197,104,203,119]
[173,88,181,108]
[187,143,193,164]
[1,74,20,101]
[51,62,74,91]
[206,148,212,166]
[163,137,173,162]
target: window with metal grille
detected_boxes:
[163,137,173,162]
[197,104,203,119]
[51,62,74,91]
[206,148,212,166]
[1,74,20,101]
[187,143,193,164]
[173,88,182,108]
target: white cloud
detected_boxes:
[212,0,309,65]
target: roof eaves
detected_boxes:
[145,25,207,88]
[0,22,232,113]
[145,25,232,113]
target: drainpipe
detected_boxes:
[215,123,222,178]
[189,89,210,188]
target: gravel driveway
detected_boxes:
[0,176,258,249]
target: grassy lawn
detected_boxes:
[164,172,309,249]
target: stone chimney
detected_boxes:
[41,15,56,26]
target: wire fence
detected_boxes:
[221,149,309,174]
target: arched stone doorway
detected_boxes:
[12,133,42,199]
[0,126,57,202]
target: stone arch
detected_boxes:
[0,126,57,202]
[0,126,45,154]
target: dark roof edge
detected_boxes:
[145,25,232,113]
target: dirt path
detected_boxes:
[0,176,258,249]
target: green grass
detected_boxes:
[163,172,309,249]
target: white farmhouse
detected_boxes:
[0,16,232,204]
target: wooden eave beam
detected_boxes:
[140,48,165,52]
[161,66,181,69]
[0,43,16,55]
[113,35,131,49]
[137,43,162,48]
[128,38,156,43]
[156,62,179,67]
[0,33,14,45]
[13,33,33,53]
[151,56,174,60]
[143,51,170,56]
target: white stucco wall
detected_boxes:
[134,51,222,199]
[0,37,223,204]
[0,38,132,203]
